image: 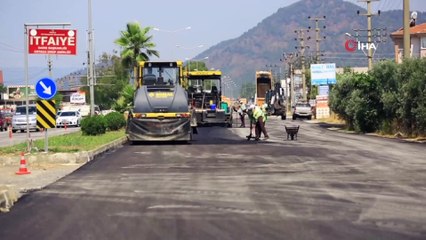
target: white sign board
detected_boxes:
[70,92,86,104]
[315,95,330,119]
[311,63,336,86]
[319,85,329,96]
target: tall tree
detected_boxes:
[114,22,158,109]
[0,84,6,93]
[114,22,159,70]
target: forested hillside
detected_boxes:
[196,0,425,91]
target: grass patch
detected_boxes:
[319,113,346,125]
[0,130,126,155]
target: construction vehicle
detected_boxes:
[126,61,195,142]
[185,70,232,127]
[265,81,287,120]
[255,70,287,120]
[255,71,272,107]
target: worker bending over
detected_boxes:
[253,104,269,141]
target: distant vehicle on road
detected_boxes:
[255,71,272,107]
[11,105,39,133]
[56,110,82,128]
[61,103,100,117]
[292,102,313,120]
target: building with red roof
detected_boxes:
[390,22,426,63]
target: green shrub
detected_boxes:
[81,115,107,135]
[104,111,126,131]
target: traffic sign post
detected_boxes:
[35,78,57,153]
[35,77,57,100]
[24,23,73,152]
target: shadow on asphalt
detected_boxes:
[126,130,274,146]
[317,122,346,129]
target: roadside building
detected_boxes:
[0,85,37,109]
[0,70,3,85]
[390,22,426,63]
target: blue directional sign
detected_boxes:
[35,77,57,100]
[310,63,337,86]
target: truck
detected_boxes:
[255,71,272,107]
[255,71,286,120]
[185,70,232,127]
[126,61,194,142]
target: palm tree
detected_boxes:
[114,22,159,70]
[0,84,6,94]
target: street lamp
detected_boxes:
[176,44,205,50]
[153,26,191,33]
[177,45,206,68]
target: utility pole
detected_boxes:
[46,55,53,153]
[295,29,308,102]
[281,53,297,111]
[308,16,326,64]
[403,0,410,59]
[47,55,52,75]
[88,0,96,116]
[357,0,380,70]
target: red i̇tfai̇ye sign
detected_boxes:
[28,29,77,55]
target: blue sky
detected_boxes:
[0,0,425,84]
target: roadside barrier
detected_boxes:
[16,152,31,175]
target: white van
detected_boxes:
[61,104,100,117]
[11,105,39,133]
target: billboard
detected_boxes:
[28,29,77,55]
[310,63,336,86]
[70,91,86,104]
[7,85,36,100]
[315,95,330,119]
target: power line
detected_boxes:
[308,16,326,64]
[0,41,23,53]
[356,0,382,70]
[294,28,309,102]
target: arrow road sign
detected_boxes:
[35,77,57,100]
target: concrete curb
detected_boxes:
[0,136,128,213]
[0,136,128,166]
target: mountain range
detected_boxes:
[195,0,425,88]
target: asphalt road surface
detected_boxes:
[0,118,425,240]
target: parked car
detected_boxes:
[292,102,313,120]
[56,110,82,128]
[11,105,39,133]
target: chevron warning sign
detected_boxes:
[36,100,56,129]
